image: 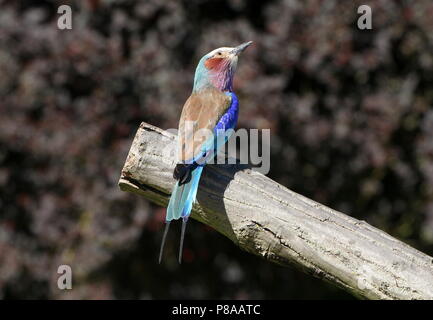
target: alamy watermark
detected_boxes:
[357,5,372,30]
[57,264,72,290]
[162,122,271,175]
[57,5,72,30]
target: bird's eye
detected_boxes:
[216,52,221,56]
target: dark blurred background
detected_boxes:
[1,0,433,299]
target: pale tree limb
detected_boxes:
[119,122,433,300]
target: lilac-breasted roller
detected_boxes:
[159,41,253,264]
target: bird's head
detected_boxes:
[193,41,253,92]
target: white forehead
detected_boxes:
[207,47,233,56]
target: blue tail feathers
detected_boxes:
[159,165,203,264]
[167,165,204,221]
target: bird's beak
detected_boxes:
[232,41,253,56]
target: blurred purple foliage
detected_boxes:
[1,0,433,299]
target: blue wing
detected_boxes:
[196,92,239,165]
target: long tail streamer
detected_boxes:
[158,221,171,264]
[178,217,188,264]
[159,166,204,263]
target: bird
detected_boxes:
[158,41,253,264]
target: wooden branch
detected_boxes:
[119,122,433,300]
